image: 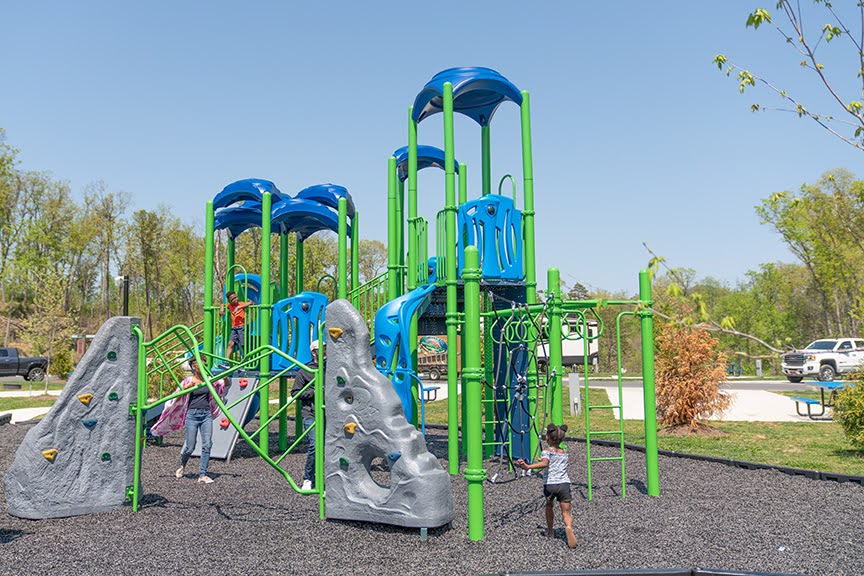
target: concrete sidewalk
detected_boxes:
[598,385,827,422]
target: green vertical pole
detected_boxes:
[639,269,660,497]
[458,162,467,206]
[463,246,485,541]
[443,81,459,474]
[295,235,304,437]
[407,108,418,292]
[388,157,399,300]
[131,325,145,512]
[204,201,215,368]
[224,237,235,359]
[520,91,537,306]
[315,339,325,519]
[338,197,348,299]
[259,192,272,454]
[296,237,304,293]
[481,125,491,197]
[397,179,405,297]
[279,232,289,451]
[548,268,564,425]
[351,210,359,293]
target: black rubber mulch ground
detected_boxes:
[1,422,862,576]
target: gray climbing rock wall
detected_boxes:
[5,317,140,519]
[324,300,455,528]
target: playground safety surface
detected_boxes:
[1,422,862,576]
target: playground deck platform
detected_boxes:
[1,422,861,575]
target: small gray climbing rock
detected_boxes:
[5,317,140,519]
[323,299,455,529]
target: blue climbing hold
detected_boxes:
[387,451,402,462]
[82,418,97,429]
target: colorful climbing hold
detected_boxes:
[77,393,94,406]
[41,449,58,462]
[108,392,119,401]
[239,378,248,389]
[336,375,346,387]
[328,327,343,340]
[101,452,111,462]
[339,457,349,469]
[388,451,402,462]
[220,417,230,429]
[82,418,97,429]
[106,350,117,361]
[343,422,357,435]
[344,394,353,404]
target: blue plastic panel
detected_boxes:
[271,198,350,240]
[392,145,460,183]
[270,292,328,372]
[231,274,262,305]
[213,178,284,210]
[214,205,264,239]
[373,284,436,422]
[412,67,523,127]
[457,194,524,281]
[295,183,356,218]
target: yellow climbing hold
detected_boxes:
[42,449,58,462]
[78,393,94,406]
[328,327,343,340]
[343,422,357,435]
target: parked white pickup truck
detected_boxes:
[781,338,864,383]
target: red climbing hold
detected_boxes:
[239,378,248,389]
[220,417,230,429]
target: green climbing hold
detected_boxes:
[336,375,346,387]
[101,452,111,462]
[108,392,119,401]
[339,457,348,469]
[107,350,117,361]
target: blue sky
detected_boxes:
[3,1,861,293]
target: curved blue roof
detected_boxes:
[412,67,523,127]
[295,184,356,218]
[213,178,284,210]
[392,145,460,183]
[271,198,350,241]
[214,204,264,239]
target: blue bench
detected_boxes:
[792,396,826,419]
[422,385,441,402]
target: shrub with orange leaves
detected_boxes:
[655,321,731,431]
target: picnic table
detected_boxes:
[791,381,847,420]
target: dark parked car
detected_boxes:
[0,347,48,381]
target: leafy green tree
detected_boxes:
[714,2,864,150]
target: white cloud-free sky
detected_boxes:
[3,1,861,293]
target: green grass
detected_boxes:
[424,387,864,476]
[0,395,59,412]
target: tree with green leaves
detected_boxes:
[714,1,864,150]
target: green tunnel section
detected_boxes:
[5,317,140,519]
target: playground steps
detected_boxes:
[584,394,626,501]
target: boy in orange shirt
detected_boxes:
[220,291,251,364]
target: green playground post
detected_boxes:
[462,246,485,541]
[481,125,491,196]
[338,197,348,299]
[387,156,399,300]
[443,81,459,473]
[224,236,235,360]
[131,324,146,511]
[458,162,467,206]
[295,235,304,437]
[548,267,564,425]
[639,269,660,496]
[351,210,359,293]
[258,191,272,454]
[204,201,215,368]
[407,107,418,291]
[397,178,405,297]
[520,90,537,306]
[279,232,289,451]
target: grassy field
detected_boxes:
[0,395,60,412]
[423,386,864,476]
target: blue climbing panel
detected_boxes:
[271,292,328,372]
[233,273,262,305]
[457,194,524,282]
[373,285,436,423]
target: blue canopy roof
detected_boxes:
[214,205,264,239]
[392,145,460,183]
[412,67,523,127]
[213,178,284,210]
[271,198,350,241]
[295,183,356,218]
